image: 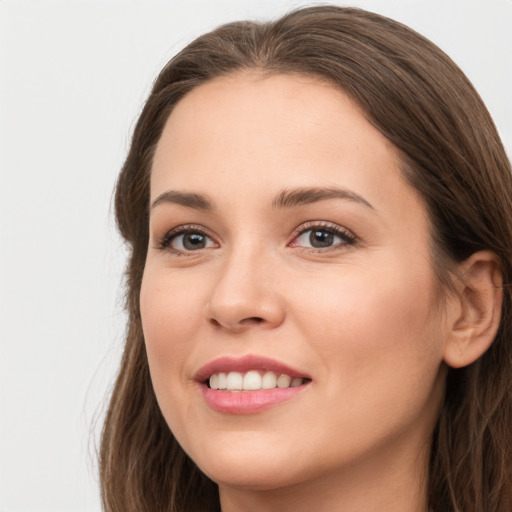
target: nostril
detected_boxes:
[208,316,265,329]
[240,317,264,325]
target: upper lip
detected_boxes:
[195,355,311,383]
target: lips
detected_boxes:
[195,355,311,414]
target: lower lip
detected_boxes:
[200,384,309,414]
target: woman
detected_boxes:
[100,6,512,511]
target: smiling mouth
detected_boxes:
[207,370,309,391]
[198,357,311,413]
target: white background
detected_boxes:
[0,1,510,510]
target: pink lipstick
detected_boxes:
[195,355,311,414]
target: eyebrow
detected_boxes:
[272,187,374,210]
[150,186,374,212]
[151,191,214,210]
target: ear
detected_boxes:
[443,251,503,368]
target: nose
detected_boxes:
[205,245,285,333]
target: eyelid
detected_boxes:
[154,224,219,253]
[288,221,357,251]
[152,220,357,254]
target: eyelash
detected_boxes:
[290,221,357,252]
[154,224,217,255]
[154,222,357,255]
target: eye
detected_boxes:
[290,223,356,251]
[156,226,218,253]
[171,232,216,251]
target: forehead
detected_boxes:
[151,72,424,222]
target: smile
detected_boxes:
[196,355,311,414]
[209,370,305,391]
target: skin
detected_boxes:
[140,72,493,512]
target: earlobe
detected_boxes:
[443,251,503,369]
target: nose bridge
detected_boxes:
[206,237,284,330]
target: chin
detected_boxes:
[184,434,311,491]
[200,460,305,492]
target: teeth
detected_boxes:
[276,374,291,388]
[262,371,277,389]
[290,377,303,387]
[217,372,227,390]
[209,371,304,391]
[243,370,262,390]
[226,371,243,390]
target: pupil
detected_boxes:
[310,230,333,248]
[183,233,206,250]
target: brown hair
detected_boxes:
[100,6,512,511]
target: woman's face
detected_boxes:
[141,73,450,493]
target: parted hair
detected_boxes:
[100,6,512,511]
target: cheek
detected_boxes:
[292,262,445,385]
[286,265,446,453]
[139,268,210,445]
[140,269,204,377]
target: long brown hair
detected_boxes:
[100,6,512,511]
